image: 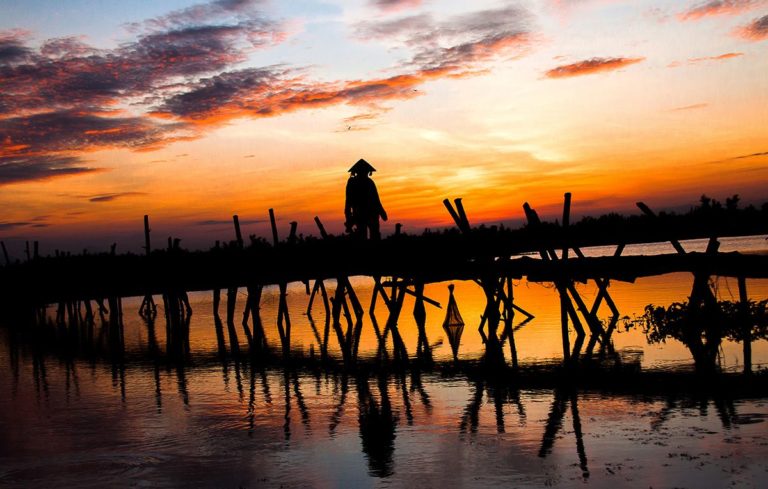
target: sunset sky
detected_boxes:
[1,0,767,253]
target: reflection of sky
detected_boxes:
[2,350,768,487]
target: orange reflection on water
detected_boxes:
[116,272,768,371]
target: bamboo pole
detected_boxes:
[1,241,9,266]
[738,277,751,375]
[269,208,279,246]
[233,215,244,248]
[562,192,571,261]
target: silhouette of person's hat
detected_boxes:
[349,158,376,174]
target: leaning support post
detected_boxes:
[636,202,686,255]
[442,199,464,230]
[559,286,570,362]
[143,215,151,255]
[738,277,751,375]
[1,242,10,266]
[453,198,471,233]
[562,192,571,261]
[505,277,519,369]
[233,215,244,248]
[140,215,157,318]
[268,208,279,246]
[314,216,329,239]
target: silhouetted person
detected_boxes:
[345,158,387,240]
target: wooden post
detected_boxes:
[454,198,471,233]
[559,286,570,362]
[739,277,751,375]
[636,202,686,254]
[562,193,571,261]
[25,241,30,262]
[143,215,151,255]
[268,208,279,246]
[233,215,243,248]
[1,241,9,266]
[443,199,463,230]
[314,216,329,239]
[395,223,402,236]
[288,221,298,243]
[505,277,519,369]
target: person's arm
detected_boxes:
[371,183,387,221]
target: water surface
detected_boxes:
[1,235,767,487]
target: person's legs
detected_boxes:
[369,218,380,240]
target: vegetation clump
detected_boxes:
[633,297,768,374]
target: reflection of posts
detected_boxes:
[344,159,388,240]
[539,388,589,479]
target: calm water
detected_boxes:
[1,235,767,487]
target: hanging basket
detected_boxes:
[442,284,465,360]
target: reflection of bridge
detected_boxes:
[2,195,767,371]
[6,327,747,482]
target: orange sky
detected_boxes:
[1,0,767,253]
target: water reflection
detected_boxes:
[3,238,768,486]
[538,388,588,480]
[2,329,767,488]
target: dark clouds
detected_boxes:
[0,22,282,115]
[2,2,530,185]
[0,0,285,186]
[0,110,186,153]
[153,6,533,123]
[356,6,532,69]
[0,34,32,63]
[0,155,99,185]
[736,14,768,40]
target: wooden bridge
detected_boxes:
[2,194,766,373]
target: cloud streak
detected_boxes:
[88,192,147,203]
[733,150,768,159]
[196,218,266,226]
[0,221,50,231]
[689,52,744,62]
[677,1,767,21]
[0,155,99,186]
[669,103,709,111]
[369,0,423,13]
[545,57,644,78]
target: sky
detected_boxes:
[1,0,767,253]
